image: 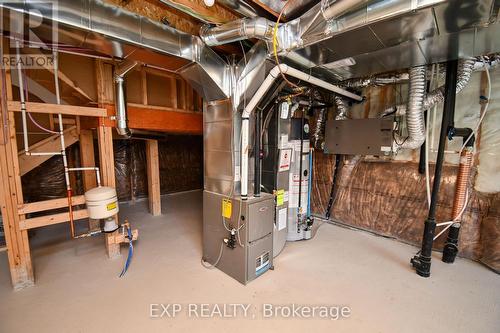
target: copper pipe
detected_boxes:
[451,148,473,220]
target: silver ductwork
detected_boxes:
[0,0,230,101]
[321,0,371,20]
[200,17,275,46]
[393,66,427,151]
[114,60,138,137]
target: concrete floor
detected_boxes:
[0,190,499,332]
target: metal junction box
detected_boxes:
[324,118,393,155]
[203,191,274,285]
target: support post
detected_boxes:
[0,47,34,289]
[97,123,120,258]
[146,139,161,216]
[96,59,120,258]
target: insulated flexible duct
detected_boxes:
[200,17,275,46]
[312,90,327,150]
[382,59,476,118]
[393,66,426,150]
[334,95,349,120]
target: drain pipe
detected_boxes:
[240,64,362,199]
[411,60,458,278]
[114,60,138,138]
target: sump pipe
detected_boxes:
[240,64,362,199]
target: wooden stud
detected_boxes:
[146,140,161,216]
[170,77,178,109]
[18,126,79,176]
[97,123,120,258]
[18,195,86,215]
[79,129,97,191]
[20,209,89,230]
[8,101,106,117]
[95,59,121,258]
[0,45,34,288]
[141,69,148,105]
[79,129,100,230]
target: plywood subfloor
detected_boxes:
[0,190,498,332]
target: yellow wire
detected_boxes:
[272,1,303,92]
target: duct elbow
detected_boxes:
[200,17,275,46]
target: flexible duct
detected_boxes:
[393,66,426,150]
[334,95,349,120]
[114,60,138,137]
[200,17,275,46]
[312,90,327,150]
[382,59,476,117]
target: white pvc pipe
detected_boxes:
[67,167,101,187]
[16,43,62,157]
[240,64,362,198]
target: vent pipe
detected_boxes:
[114,60,138,137]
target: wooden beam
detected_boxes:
[18,195,85,215]
[8,101,106,117]
[18,126,79,176]
[146,140,161,216]
[127,104,202,134]
[19,209,89,230]
[0,40,34,288]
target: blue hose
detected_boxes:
[307,148,313,217]
[119,227,133,278]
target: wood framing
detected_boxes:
[20,209,89,230]
[18,126,79,176]
[0,57,34,289]
[8,101,106,117]
[79,129,98,191]
[146,140,161,216]
[18,195,86,215]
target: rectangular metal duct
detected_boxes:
[0,0,230,100]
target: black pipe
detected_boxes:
[325,154,342,219]
[418,111,427,175]
[298,111,305,210]
[254,108,261,197]
[411,60,458,278]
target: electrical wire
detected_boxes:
[22,68,59,134]
[201,241,225,269]
[272,1,304,92]
[433,190,469,241]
